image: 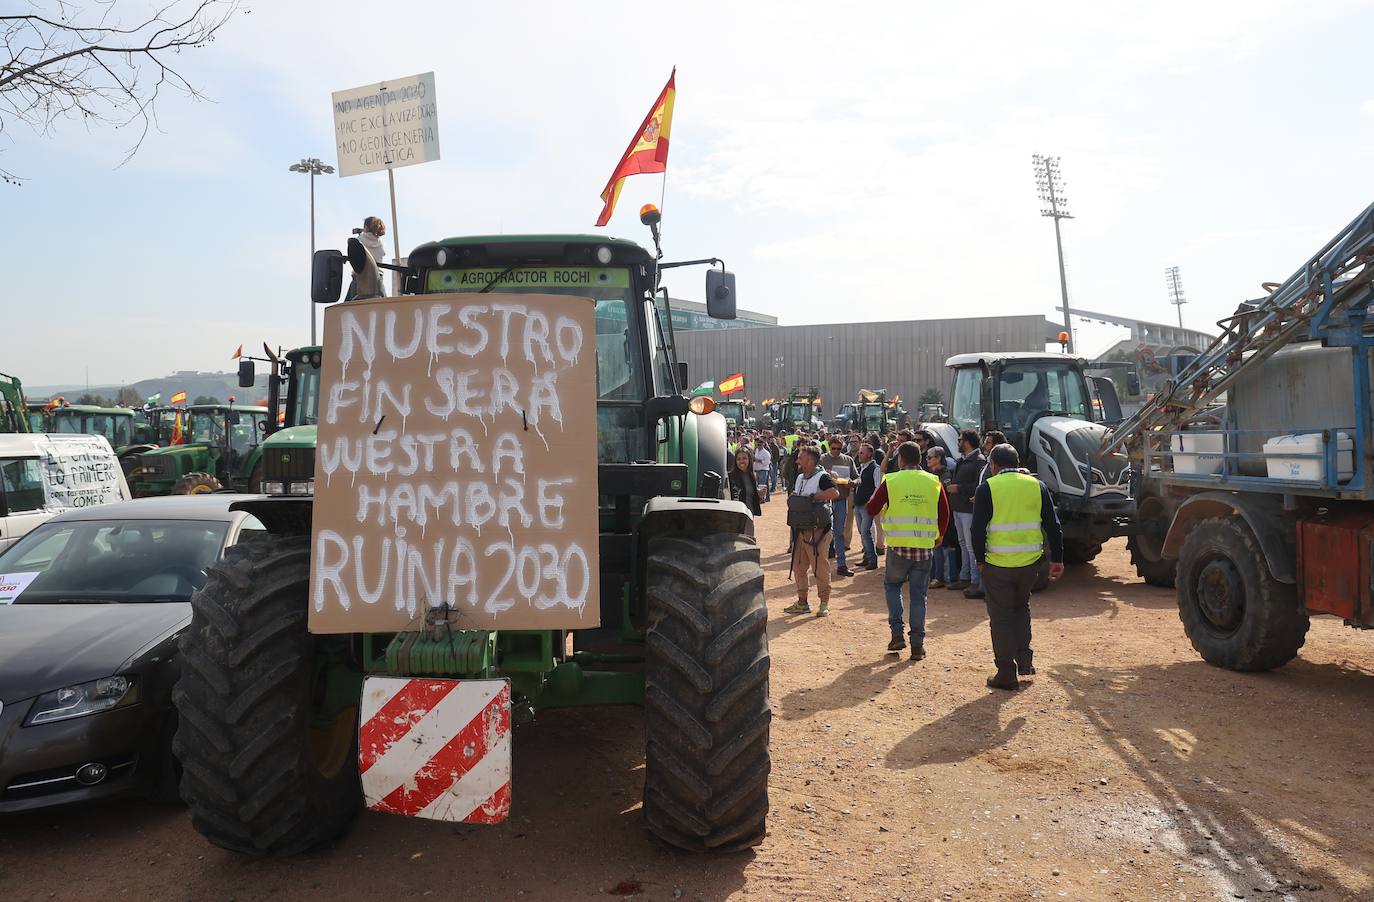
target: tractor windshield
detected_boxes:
[427,266,644,402]
[781,403,811,424]
[289,353,321,427]
[996,362,1091,430]
[188,410,227,445]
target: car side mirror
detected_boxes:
[237,359,256,388]
[705,269,736,320]
[312,249,346,304]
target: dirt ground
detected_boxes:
[4,500,1374,902]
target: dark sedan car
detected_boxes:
[0,495,264,812]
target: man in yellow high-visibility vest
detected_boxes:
[971,443,1064,690]
[865,441,950,660]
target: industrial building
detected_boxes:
[665,297,777,332]
[673,314,1063,419]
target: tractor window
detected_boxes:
[950,368,983,430]
[112,417,133,448]
[291,360,321,427]
[189,412,226,445]
[644,299,677,395]
[996,363,1091,430]
[427,266,646,402]
[52,413,81,434]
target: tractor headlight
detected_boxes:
[435,248,448,267]
[288,480,315,496]
[595,245,614,265]
[26,676,138,725]
[263,480,286,495]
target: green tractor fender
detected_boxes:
[678,409,729,499]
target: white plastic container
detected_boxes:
[1174,433,1226,475]
[1262,431,1354,482]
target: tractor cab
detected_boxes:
[0,373,30,433]
[717,399,747,429]
[131,404,269,495]
[47,404,136,449]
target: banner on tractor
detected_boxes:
[308,292,601,633]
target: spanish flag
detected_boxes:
[719,373,745,395]
[170,390,188,405]
[596,69,676,227]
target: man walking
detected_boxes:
[820,438,858,577]
[947,429,986,597]
[785,446,840,616]
[853,442,883,570]
[971,443,1064,690]
[865,441,950,660]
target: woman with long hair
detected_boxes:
[729,447,763,516]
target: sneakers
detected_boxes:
[986,667,1020,691]
[964,587,985,599]
[876,547,885,556]
[910,642,926,661]
[862,561,879,571]
[784,600,812,615]
[947,580,970,591]
[836,567,855,577]
[929,579,946,589]
[886,634,907,653]
[816,602,830,617]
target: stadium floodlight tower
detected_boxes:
[1033,153,1074,353]
[1166,265,1187,328]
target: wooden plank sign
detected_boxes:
[308,292,600,633]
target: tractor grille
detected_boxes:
[139,455,176,479]
[263,447,315,483]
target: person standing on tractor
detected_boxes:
[346,216,388,300]
[866,441,950,660]
[971,443,1064,690]
[785,445,840,617]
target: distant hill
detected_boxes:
[26,371,268,406]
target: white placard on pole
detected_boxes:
[331,72,440,178]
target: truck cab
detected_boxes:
[946,351,1132,562]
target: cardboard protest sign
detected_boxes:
[309,292,601,633]
[32,434,127,510]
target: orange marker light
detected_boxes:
[689,396,716,415]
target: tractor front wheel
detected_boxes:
[173,535,362,855]
[643,531,770,852]
[173,472,222,495]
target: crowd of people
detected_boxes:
[725,423,1063,691]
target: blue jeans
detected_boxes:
[855,506,877,565]
[954,511,980,586]
[931,546,953,582]
[884,553,931,639]
[768,463,777,490]
[830,499,848,568]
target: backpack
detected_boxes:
[786,494,831,531]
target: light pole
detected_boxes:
[1166,265,1187,329]
[1033,153,1074,353]
[289,157,336,345]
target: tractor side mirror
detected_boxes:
[237,359,256,388]
[1127,370,1142,396]
[705,269,736,320]
[677,361,689,390]
[312,249,346,304]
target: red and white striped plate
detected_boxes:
[358,677,512,823]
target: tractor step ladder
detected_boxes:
[1104,200,1374,455]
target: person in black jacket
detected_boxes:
[728,448,763,516]
[852,442,884,569]
[946,428,986,596]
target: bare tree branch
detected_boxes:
[0,0,247,185]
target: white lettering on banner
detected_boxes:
[309,292,600,633]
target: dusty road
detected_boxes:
[3,501,1374,901]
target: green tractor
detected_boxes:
[130,404,269,495]
[231,345,323,493]
[173,224,770,856]
[0,372,31,433]
[716,397,754,431]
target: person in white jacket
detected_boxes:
[347,216,388,299]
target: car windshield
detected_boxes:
[0,519,229,603]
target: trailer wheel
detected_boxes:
[1129,494,1176,587]
[1062,539,1102,565]
[173,472,222,495]
[643,531,770,852]
[173,535,362,856]
[1176,517,1308,672]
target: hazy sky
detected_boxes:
[9,0,1374,386]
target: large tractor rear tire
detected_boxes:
[1129,493,1177,588]
[173,472,222,495]
[173,535,361,856]
[1062,539,1102,565]
[643,531,770,852]
[1176,517,1308,672]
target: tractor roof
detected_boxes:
[186,404,268,414]
[945,351,1087,368]
[52,404,134,415]
[409,234,654,266]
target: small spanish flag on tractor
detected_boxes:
[595,69,675,227]
[170,390,188,406]
[719,373,745,395]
